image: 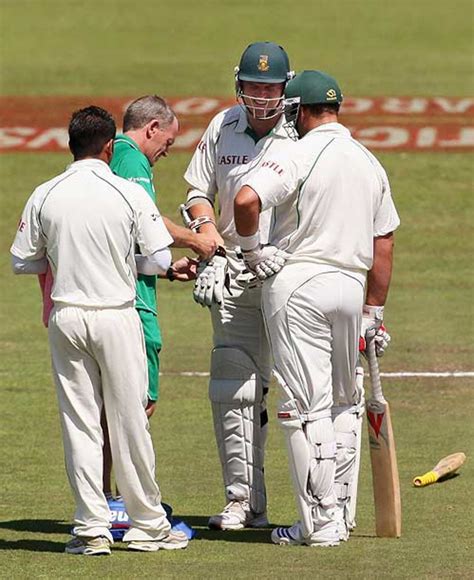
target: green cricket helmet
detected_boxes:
[235,41,294,119]
[283,70,343,138]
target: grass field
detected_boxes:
[1,1,473,578]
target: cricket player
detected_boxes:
[11,106,188,555]
[233,70,400,546]
[182,41,294,529]
[102,95,215,503]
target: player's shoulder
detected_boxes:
[349,136,388,176]
[96,169,147,202]
[30,166,77,206]
[112,139,148,170]
[207,105,241,132]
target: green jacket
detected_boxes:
[111,134,158,315]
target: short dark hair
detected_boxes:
[68,106,116,159]
[123,95,175,132]
[303,103,340,116]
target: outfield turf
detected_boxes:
[1,0,473,578]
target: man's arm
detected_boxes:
[360,232,395,357]
[234,185,288,280]
[11,254,48,275]
[366,233,395,306]
[185,196,224,248]
[162,215,217,259]
[135,248,172,275]
[234,186,261,237]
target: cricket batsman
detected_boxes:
[233,70,400,545]
[181,41,295,529]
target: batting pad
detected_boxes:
[278,396,338,541]
[209,346,266,514]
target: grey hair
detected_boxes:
[123,95,176,132]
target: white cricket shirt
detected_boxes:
[11,159,173,308]
[245,122,400,271]
[184,105,292,248]
[244,122,400,315]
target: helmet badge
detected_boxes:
[257,55,270,72]
[326,89,337,100]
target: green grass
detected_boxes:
[1,0,473,97]
[1,0,474,577]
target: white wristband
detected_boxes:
[363,304,384,320]
[238,231,260,252]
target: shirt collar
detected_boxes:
[235,107,289,139]
[306,122,351,138]
[114,133,140,151]
[67,158,113,173]
[114,134,152,168]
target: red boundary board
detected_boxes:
[0,96,472,152]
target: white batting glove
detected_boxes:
[193,248,229,307]
[242,245,289,280]
[359,305,391,357]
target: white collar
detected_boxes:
[306,122,351,138]
[67,158,113,173]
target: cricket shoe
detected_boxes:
[271,522,340,548]
[65,535,111,556]
[127,530,189,552]
[208,500,269,530]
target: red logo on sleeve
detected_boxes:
[261,160,284,176]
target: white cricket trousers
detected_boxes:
[48,304,170,541]
[263,270,364,415]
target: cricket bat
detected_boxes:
[366,339,402,538]
[412,452,466,487]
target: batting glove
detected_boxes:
[193,247,229,307]
[242,245,289,280]
[359,305,391,357]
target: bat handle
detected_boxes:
[413,471,438,487]
[367,338,386,403]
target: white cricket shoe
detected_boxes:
[208,500,269,530]
[271,522,340,547]
[127,530,189,552]
[65,535,111,556]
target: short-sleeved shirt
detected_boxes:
[111,135,158,314]
[11,159,172,308]
[244,122,400,314]
[184,105,292,249]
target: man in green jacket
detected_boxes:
[104,95,216,500]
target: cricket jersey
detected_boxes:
[11,159,172,308]
[245,123,400,271]
[111,135,158,314]
[244,122,400,316]
[184,105,291,249]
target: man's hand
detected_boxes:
[193,249,229,307]
[190,232,220,260]
[242,245,289,280]
[167,256,199,282]
[359,305,391,357]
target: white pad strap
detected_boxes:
[209,347,266,514]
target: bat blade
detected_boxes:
[367,398,402,537]
[366,340,402,538]
[413,452,466,487]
